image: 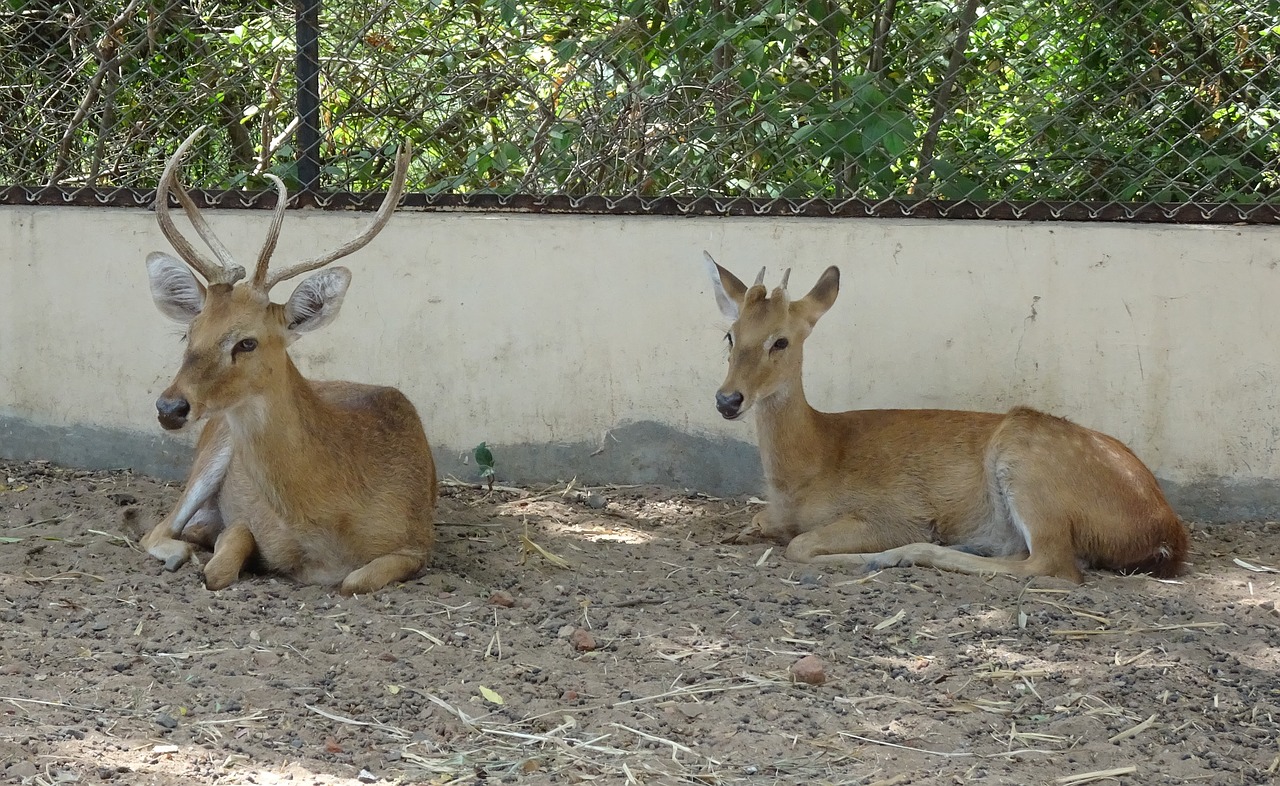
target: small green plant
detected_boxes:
[473,442,496,492]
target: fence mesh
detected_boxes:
[3,0,1278,220]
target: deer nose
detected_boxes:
[715,391,744,419]
[156,396,191,430]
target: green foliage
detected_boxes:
[473,442,496,486]
[3,0,1278,204]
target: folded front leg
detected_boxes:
[203,524,256,590]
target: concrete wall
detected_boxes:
[2,205,1278,520]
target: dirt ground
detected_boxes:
[1,458,1278,786]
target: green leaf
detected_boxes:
[816,118,860,157]
[479,685,505,705]
[498,0,519,27]
[553,38,578,62]
[473,442,496,470]
[0,537,22,544]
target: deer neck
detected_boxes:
[224,357,331,506]
[753,375,823,490]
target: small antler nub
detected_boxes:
[752,267,766,287]
[778,268,791,292]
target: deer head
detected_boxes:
[147,127,410,430]
[702,252,840,420]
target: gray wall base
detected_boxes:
[0,414,1267,523]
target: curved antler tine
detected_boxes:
[156,127,245,285]
[778,268,791,292]
[264,139,413,291]
[753,267,766,287]
[251,174,289,288]
[156,128,220,283]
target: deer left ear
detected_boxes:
[284,266,352,336]
[792,266,840,327]
[146,252,207,324]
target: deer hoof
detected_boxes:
[148,539,193,572]
[203,561,239,591]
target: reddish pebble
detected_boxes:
[569,628,597,652]
[562,689,579,702]
[488,590,516,607]
[791,654,826,685]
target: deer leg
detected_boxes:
[339,552,426,596]
[730,507,794,544]
[809,492,1084,582]
[785,515,928,564]
[850,542,1083,583]
[859,454,1086,582]
[141,518,195,572]
[166,424,233,538]
[144,423,233,572]
[203,523,256,591]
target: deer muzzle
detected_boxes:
[156,395,191,430]
[715,390,745,420]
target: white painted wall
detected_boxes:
[1,206,1278,513]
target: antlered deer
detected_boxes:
[701,253,1188,582]
[139,128,436,595]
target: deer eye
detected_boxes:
[771,337,789,352]
[724,332,734,348]
[232,338,258,358]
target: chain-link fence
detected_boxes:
[3,1,1278,221]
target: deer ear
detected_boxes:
[792,266,840,326]
[284,267,352,336]
[147,252,206,324]
[703,251,748,321]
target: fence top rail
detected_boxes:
[2,187,1276,225]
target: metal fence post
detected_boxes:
[296,0,322,205]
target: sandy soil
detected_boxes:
[1,457,1278,786]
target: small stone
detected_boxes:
[790,655,826,685]
[583,492,607,509]
[9,762,37,780]
[748,615,762,626]
[253,651,278,669]
[91,618,111,632]
[569,628,597,652]
[798,573,821,586]
[290,738,304,749]
[155,713,178,729]
[356,769,378,783]
[488,590,516,607]
[561,689,579,702]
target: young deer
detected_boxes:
[139,128,436,595]
[702,253,1188,582]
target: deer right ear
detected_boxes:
[147,252,206,324]
[703,251,748,321]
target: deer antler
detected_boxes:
[156,127,246,285]
[778,268,791,292]
[261,141,412,292]
[250,173,289,289]
[752,267,767,287]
